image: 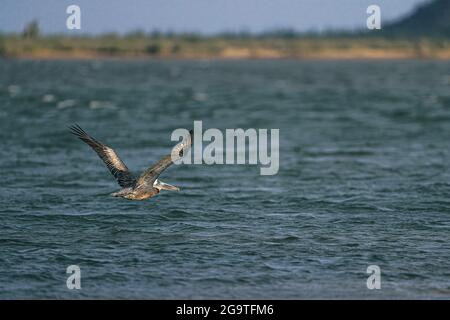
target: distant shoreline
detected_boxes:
[1,35,450,60]
[6,55,450,61]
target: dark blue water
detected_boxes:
[0,59,449,299]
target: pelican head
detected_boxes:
[153,179,180,191]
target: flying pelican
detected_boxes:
[69,124,192,200]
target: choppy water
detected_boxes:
[0,59,449,299]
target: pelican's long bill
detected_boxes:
[153,179,180,191]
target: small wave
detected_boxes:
[193,92,208,102]
[7,85,20,97]
[57,99,77,109]
[42,94,56,103]
[89,100,116,110]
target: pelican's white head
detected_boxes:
[153,179,180,191]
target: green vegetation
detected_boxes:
[22,20,40,39]
[0,33,5,57]
[145,43,161,55]
[0,32,448,60]
[0,0,448,60]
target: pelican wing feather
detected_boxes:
[135,130,192,189]
[69,124,136,188]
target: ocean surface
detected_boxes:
[0,59,449,299]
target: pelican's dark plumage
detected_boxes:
[69,124,192,200]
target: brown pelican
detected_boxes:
[69,124,192,200]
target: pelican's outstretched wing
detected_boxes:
[135,130,192,189]
[69,124,136,188]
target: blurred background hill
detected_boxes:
[386,0,450,37]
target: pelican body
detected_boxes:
[70,125,192,200]
[110,178,179,200]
